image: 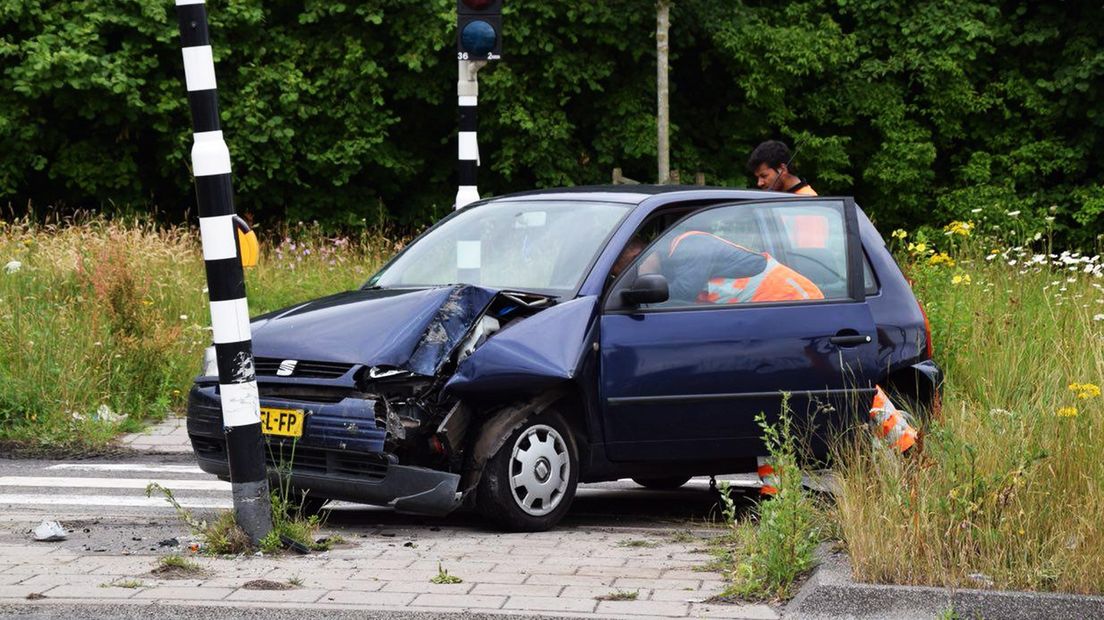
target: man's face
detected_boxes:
[753,163,782,190]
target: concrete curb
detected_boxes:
[785,548,1104,620]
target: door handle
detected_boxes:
[829,333,871,347]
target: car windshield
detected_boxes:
[368,199,632,295]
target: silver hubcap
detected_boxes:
[509,424,570,516]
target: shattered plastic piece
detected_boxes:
[280,534,310,554]
[32,521,67,542]
[869,385,918,453]
[967,572,994,588]
[93,404,127,424]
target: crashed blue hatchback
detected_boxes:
[188,186,941,531]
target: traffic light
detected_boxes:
[457,0,502,61]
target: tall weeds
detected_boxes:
[0,217,401,451]
[834,232,1104,593]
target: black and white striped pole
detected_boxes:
[455,60,485,210]
[175,0,272,543]
[455,0,501,209]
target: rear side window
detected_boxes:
[634,201,852,307]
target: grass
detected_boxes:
[101,579,143,589]
[430,563,463,585]
[834,231,1104,594]
[595,590,639,601]
[713,399,824,602]
[616,538,660,548]
[152,554,204,577]
[0,216,401,452]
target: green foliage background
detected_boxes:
[1,1,1102,244]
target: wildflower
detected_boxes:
[1095,314,1104,321]
[4,260,21,274]
[141,299,153,306]
[908,242,929,255]
[943,221,974,237]
[1068,383,1101,400]
[1007,210,1021,217]
[952,274,972,286]
[928,252,955,267]
[179,314,188,321]
[970,208,983,214]
[1057,407,1078,418]
[891,229,908,241]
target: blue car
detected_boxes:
[187,186,941,531]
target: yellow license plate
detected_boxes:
[261,407,305,438]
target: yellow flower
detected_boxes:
[928,252,956,267]
[1057,406,1078,418]
[908,242,929,255]
[1068,383,1101,399]
[944,220,974,237]
[891,229,908,241]
[951,273,972,286]
[141,299,153,306]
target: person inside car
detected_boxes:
[659,230,823,304]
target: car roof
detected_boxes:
[489,185,792,206]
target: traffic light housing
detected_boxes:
[457,0,502,61]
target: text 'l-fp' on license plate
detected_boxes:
[261,407,305,438]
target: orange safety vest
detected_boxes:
[667,231,825,303]
[789,179,817,196]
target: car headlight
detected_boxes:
[201,345,219,378]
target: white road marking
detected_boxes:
[0,494,231,509]
[46,464,205,475]
[0,477,229,491]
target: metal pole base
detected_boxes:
[231,479,273,545]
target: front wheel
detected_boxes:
[477,408,579,532]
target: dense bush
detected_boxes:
[1,1,1102,245]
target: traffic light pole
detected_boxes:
[455,59,487,210]
[175,0,272,544]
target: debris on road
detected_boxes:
[32,520,67,542]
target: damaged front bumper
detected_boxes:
[186,384,462,516]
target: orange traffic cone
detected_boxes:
[870,385,918,453]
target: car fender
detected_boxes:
[444,296,599,398]
[458,389,567,494]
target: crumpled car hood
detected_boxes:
[251,285,498,376]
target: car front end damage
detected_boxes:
[186,284,594,516]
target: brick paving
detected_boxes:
[0,527,779,618]
[11,417,778,617]
[119,416,192,453]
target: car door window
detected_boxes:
[627,201,852,308]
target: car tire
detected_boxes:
[632,476,692,490]
[477,407,579,532]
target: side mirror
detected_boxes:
[621,273,669,306]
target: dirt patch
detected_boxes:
[241,579,295,591]
[0,440,140,460]
[150,558,206,580]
